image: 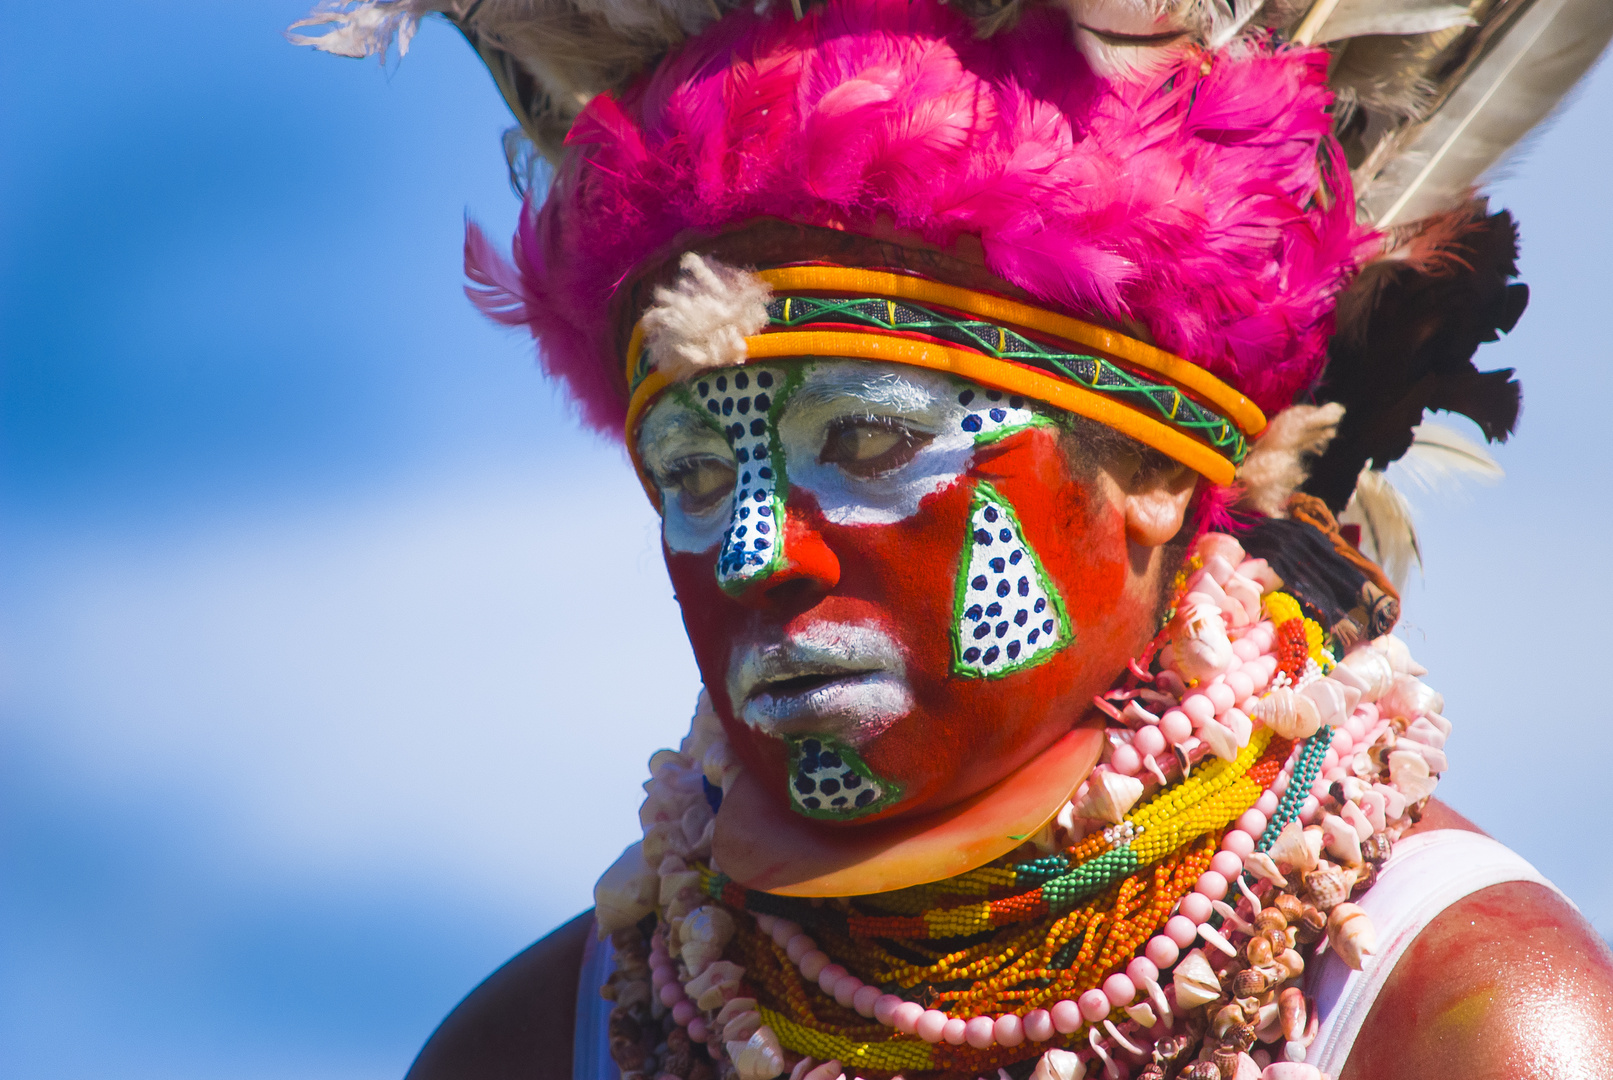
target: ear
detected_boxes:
[1121,461,1198,547]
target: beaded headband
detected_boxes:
[625,267,1266,497]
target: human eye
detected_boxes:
[662,454,737,515]
[817,415,934,478]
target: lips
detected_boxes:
[728,624,913,743]
[743,669,911,736]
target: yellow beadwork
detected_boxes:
[1264,591,1302,625]
[923,902,993,937]
[1302,616,1336,671]
[872,865,1015,912]
[713,724,1287,1073]
[760,1007,935,1070]
[1129,729,1271,837]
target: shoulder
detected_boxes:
[1341,804,1613,1080]
[405,909,593,1080]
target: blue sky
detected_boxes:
[2,5,1610,1079]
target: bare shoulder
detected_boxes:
[1342,806,1613,1080]
[405,909,593,1080]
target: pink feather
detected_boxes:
[471,0,1376,438]
[1193,485,1252,540]
[462,220,530,327]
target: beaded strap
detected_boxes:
[1254,726,1334,854]
[759,1006,936,1072]
[764,295,1250,463]
[623,264,1270,496]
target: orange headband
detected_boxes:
[625,266,1265,499]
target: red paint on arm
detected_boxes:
[1341,822,1613,1080]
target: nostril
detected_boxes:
[764,576,821,607]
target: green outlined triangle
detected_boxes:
[952,481,1072,678]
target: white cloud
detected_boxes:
[5,459,701,924]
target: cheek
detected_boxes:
[818,481,975,662]
[664,547,743,714]
[833,432,1139,797]
[979,433,1133,633]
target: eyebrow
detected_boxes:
[638,396,726,461]
[790,364,945,413]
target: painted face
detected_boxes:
[638,360,1164,822]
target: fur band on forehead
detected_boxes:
[466,0,1375,437]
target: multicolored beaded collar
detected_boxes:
[593,530,1450,1080]
[623,266,1268,493]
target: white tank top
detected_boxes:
[1304,829,1568,1077]
[571,830,1567,1080]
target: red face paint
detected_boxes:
[666,419,1164,821]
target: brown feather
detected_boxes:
[1305,199,1525,512]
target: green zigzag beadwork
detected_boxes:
[766,295,1248,464]
[951,480,1073,678]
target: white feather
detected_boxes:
[1059,0,1278,77]
[1361,0,1613,226]
[1338,423,1503,589]
[1202,0,1265,49]
[286,0,422,61]
[1389,421,1504,496]
[1309,0,1471,45]
[1340,468,1420,592]
[1235,403,1345,517]
[640,253,772,384]
[1061,0,1195,78]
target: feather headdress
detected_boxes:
[293,0,1612,511]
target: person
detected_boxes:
[293,0,1613,1077]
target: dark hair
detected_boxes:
[1239,513,1399,648]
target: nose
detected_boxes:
[719,501,841,610]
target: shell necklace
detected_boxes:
[593,530,1450,1080]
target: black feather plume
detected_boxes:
[1304,200,1526,512]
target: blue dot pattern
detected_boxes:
[953,481,1068,677]
[789,736,889,819]
[692,367,788,592]
[955,388,1047,443]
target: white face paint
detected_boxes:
[637,359,1053,553]
[777,364,974,526]
[637,389,738,555]
[725,621,911,743]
